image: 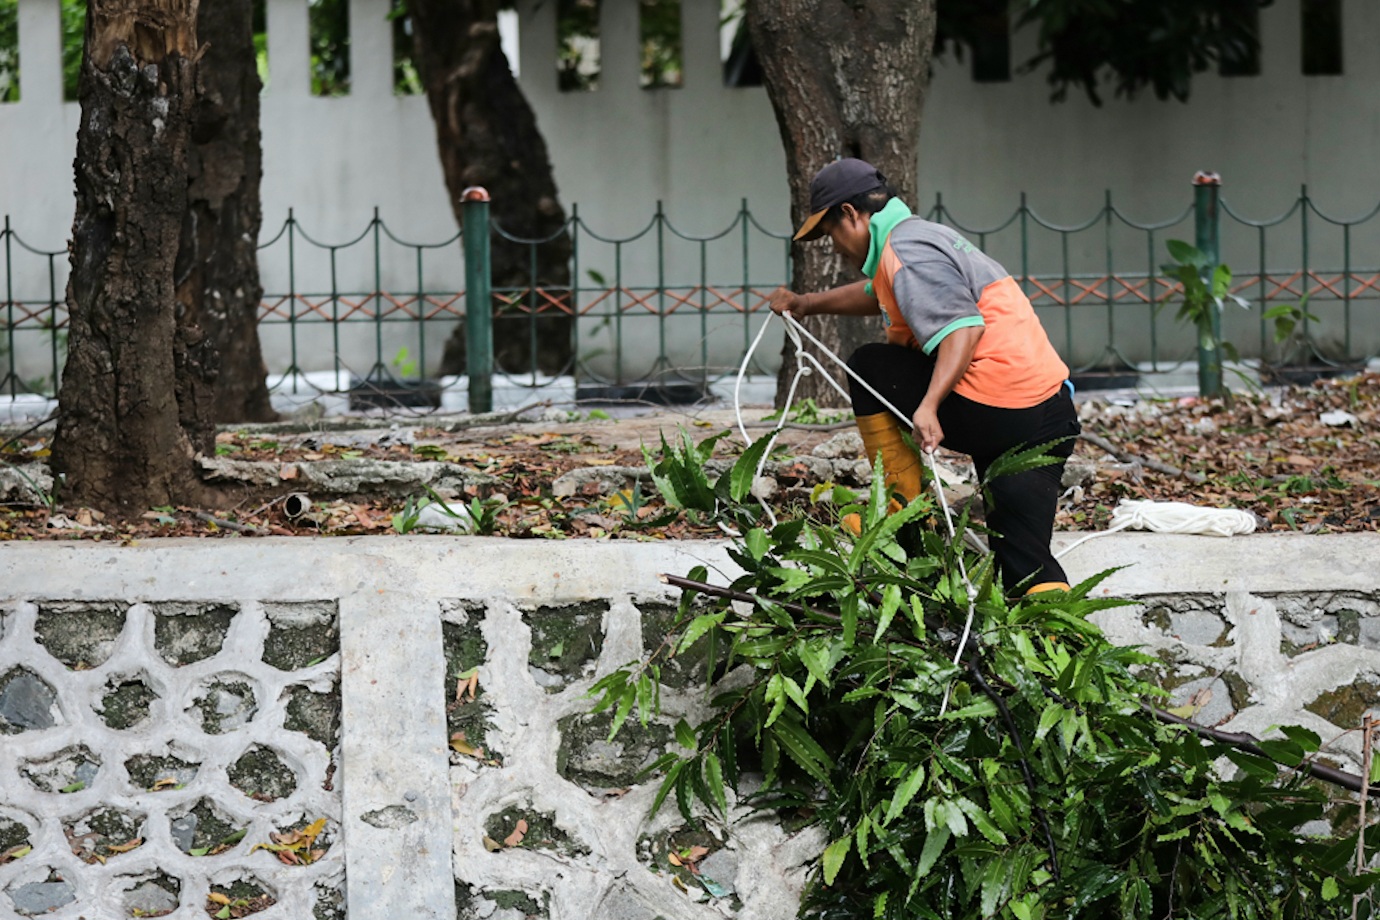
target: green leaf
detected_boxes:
[730,433,776,502]
[874,583,901,642]
[1275,724,1322,753]
[1256,738,1306,767]
[798,638,838,689]
[982,438,1073,486]
[939,800,968,838]
[957,798,1008,845]
[822,834,851,886]
[914,826,950,876]
[607,685,636,740]
[1035,701,1063,743]
[704,751,728,817]
[765,672,787,727]
[1322,876,1339,901]
[883,764,926,826]
[675,718,697,750]
[981,856,1010,917]
[781,675,809,714]
[744,527,769,561]
[940,697,998,721]
[772,715,834,787]
[677,611,726,654]
[1166,238,1206,268]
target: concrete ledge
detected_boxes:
[1054,531,1380,595]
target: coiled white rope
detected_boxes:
[734,311,979,715]
[1055,499,1256,558]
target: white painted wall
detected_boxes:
[2,0,1377,385]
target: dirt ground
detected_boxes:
[3,373,1379,540]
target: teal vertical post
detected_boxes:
[3,215,14,397]
[1192,171,1223,397]
[462,187,494,414]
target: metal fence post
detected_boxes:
[1193,171,1223,396]
[462,187,494,414]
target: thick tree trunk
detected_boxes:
[747,0,936,408]
[406,0,573,378]
[178,0,276,424]
[51,0,214,515]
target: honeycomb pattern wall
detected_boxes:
[0,598,344,919]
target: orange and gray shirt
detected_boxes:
[862,198,1069,410]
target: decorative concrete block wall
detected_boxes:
[0,598,343,919]
[1,534,1378,920]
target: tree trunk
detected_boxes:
[178,0,276,424]
[406,0,574,378]
[51,0,214,516]
[747,0,936,408]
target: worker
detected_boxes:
[768,158,1080,595]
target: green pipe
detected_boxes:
[1193,172,1223,397]
[462,188,494,413]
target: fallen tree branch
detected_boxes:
[193,511,266,535]
[664,571,1063,874]
[1144,704,1380,797]
[660,572,1379,798]
[1080,430,1206,483]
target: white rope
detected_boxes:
[1056,499,1256,558]
[734,311,979,716]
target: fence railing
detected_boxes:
[4,178,1380,411]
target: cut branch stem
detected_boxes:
[1081,430,1206,483]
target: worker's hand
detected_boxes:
[912,404,943,454]
[767,286,809,320]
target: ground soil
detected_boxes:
[3,373,1379,541]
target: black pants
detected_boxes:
[847,342,1080,594]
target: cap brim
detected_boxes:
[793,209,828,242]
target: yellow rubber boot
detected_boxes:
[1024,581,1071,595]
[844,413,925,533]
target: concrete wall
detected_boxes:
[2,0,1378,383]
[2,535,1379,920]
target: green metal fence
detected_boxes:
[4,179,1380,412]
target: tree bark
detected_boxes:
[51,0,215,516]
[406,0,573,378]
[178,0,276,424]
[747,0,936,408]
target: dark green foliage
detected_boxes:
[0,0,17,103]
[595,431,1380,920]
[308,0,350,97]
[938,0,1273,105]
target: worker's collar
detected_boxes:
[861,198,913,279]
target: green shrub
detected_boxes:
[595,431,1379,920]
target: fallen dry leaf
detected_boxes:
[0,844,30,864]
[449,732,483,757]
[503,819,528,848]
